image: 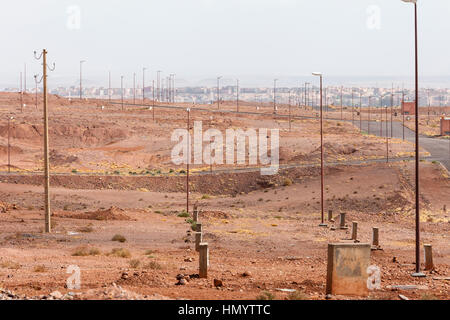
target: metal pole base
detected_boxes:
[319,223,328,227]
[411,272,426,278]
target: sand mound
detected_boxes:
[56,206,132,221]
[49,150,79,166]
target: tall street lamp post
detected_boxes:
[312,72,327,227]
[401,0,425,277]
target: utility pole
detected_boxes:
[24,63,27,93]
[380,95,383,137]
[236,79,239,112]
[217,76,222,109]
[133,73,136,105]
[7,116,13,173]
[360,91,362,132]
[152,80,155,108]
[157,71,161,102]
[402,85,405,140]
[142,67,147,103]
[121,75,124,110]
[34,49,54,233]
[391,84,394,138]
[79,60,86,100]
[351,88,354,125]
[109,71,112,102]
[341,86,343,120]
[368,96,372,135]
[288,90,292,131]
[20,72,23,112]
[273,79,278,114]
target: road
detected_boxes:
[356,119,449,171]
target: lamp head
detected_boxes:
[312,72,322,77]
[402,0,416,3]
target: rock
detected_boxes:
[176,274,185,280]
[121,272,129,280]
[176,279,187,286]
[214,279,223,287]
[398,294,409,300]
[242,271,252,277]
[50,291,63,299]
[184,258,193,262]
[325,294,332,300]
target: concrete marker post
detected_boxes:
[424,244,434,271]
[372,227,380,249]
[193,205,199,223]
[328,209,334,222]
[196,223,202,233]
[199,242,209,278]
[351,221,358,241]
[339,213,348,229]
[195,232,202,252]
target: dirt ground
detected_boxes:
[0,93,448,300]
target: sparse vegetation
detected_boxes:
[144,261,162,270]
[129,259,141,268]
[72,246,101,256]
[109,248,131,258]
[282,178,293,186]
[111,234,127,243]
[178,210,190,218]
[288,290,308,300]
[256,291,275,300]
[33,265,46,273]
[0,260,21,270]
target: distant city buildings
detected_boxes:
[1,85,448,107]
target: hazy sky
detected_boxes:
[1,0,449,88]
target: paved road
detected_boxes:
[358,119,450,171]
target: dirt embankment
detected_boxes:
[0,166,323,195]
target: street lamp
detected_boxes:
[401,0,424,277]
[217,76,222,109]
[186,107,191,215]
[273,79,278,114]
[236,79,239,112]
[80,60,86,100]
[143,67,147,103]
[121,75,124,110]
[312,72,327,227]
[7,116,14,173]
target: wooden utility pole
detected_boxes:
[43,50,51,233]
[34,49,53,233]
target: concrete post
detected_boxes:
[372,227,379,247]
[193,206,199,223]
[195,232,202,252]
[196,222,202,233]
[339,213,348,229]
[351,221,358,241]
[424,244,434,271]
[199,242,209,278]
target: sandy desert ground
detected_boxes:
[0,92,448,300]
